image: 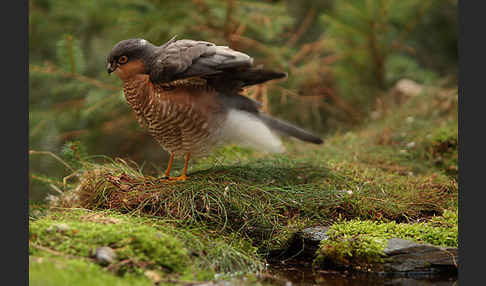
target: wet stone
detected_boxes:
[384,238,420,255]
[275,226,330,261]
[300,226,330,242]
[382,238,458,275]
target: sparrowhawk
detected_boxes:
[107,37,323,181]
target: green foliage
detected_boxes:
[61,141,89,169]
[314,209,458,268]
[30,257,153,286]
[315,235,388,267]
[325,217,458,248]
[321,0,393,103]
[429,209,458,228]
[30,211,189,274]
[320,0,451,109]
[385,54,439,86]
[29,209,263,276]
[422,123,458,177]
[405,0,458,74]
[56,34,86,74]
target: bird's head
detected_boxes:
[107,38,155,80]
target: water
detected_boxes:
[266,262,458,286]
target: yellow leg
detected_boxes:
[168,152,190,181]
[164,154,174,178]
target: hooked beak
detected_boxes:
[107,62,117,74]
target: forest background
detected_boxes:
[29,0,458,201]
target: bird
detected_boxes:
[107,36,323,181]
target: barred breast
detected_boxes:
[123,76,224,156]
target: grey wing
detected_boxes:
[149,39,253,83]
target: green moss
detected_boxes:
[30,257,153,286]
[428,209,458,228]
[30,210,188,273]
[314,209,458,268]
[422,123,458,176]
[29,209,262,282]
[315,236,388,267]
[29,255,271,286]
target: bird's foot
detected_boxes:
[167,174,188,182]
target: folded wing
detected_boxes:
[149,38,253,83]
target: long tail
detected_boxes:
[239,68,288,87]
[258,113,323,144]
[211,67,287,88]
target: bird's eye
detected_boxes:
[118,56,128,64]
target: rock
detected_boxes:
[300,226,330,242]
[384,238,419,255]
[390,79,424,105]
[383,238,458,274]
[144,270,162,283]
[95,246,117,265]
[277,226,330,261]
[406,141,416,149]
[46,223,71,233]
[395,79,424,96]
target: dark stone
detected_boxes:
[384,238,419,255]
[271,226,330,261]
[268,228,458,280]
[300,226,330,242]
[382,238,458,275]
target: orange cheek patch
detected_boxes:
[114,68,125,77]
[113,60,146,81]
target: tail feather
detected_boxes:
[238,68,288,87]
[209,67,287,88]
[259,114,324,144]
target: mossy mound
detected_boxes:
[29,209,263,283]
[52,144,456,253]
[30,257,153,286]
[314,209,458,269]
[30,211,189,273]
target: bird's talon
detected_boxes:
[155,177,170,183]
[167,175,187,182]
